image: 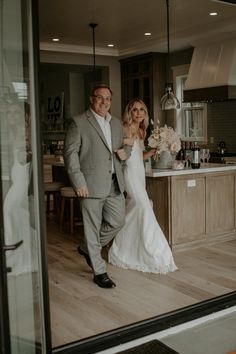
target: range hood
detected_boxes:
[183,38,236,102]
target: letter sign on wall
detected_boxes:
[47,92,64,130]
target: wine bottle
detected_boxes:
[185,141,191,167]
[191,141,200,169]
[176,141,184,160]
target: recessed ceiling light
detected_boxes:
[144,32,151,36]
[209,12,218,15]
[107,44,114,47]
[52,38,60,42]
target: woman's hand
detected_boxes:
[123,137,134,146]
[143,148,157,160]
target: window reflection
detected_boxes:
[2,98,36,274]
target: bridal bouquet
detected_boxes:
[148,124,181,158]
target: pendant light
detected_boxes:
[160,0,180,110]
[89,23,98,84]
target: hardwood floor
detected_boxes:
[47,221,236,348]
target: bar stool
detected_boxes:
[44,181,65,219]
[60,186,83,235]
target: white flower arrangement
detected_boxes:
[148,124,181,157]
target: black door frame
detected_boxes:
[30,0,52,352]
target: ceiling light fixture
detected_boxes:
[209,12,218,15]
[107,43,114,47]
[160,0,180,110]
[89,23,98,83]
[144,32,151,36]
[52,38,60,42]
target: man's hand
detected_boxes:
[115,148,128,161]
[76,186,89,197]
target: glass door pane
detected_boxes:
[0,1,49,353]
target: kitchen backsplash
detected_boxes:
[207,101,236,153]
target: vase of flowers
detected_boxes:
[148,124,181,169]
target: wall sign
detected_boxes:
[47,92,64,130]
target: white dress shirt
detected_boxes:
[90,108,115,173]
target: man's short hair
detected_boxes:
[90,84,113,97]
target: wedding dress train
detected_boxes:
[108,139,177,274]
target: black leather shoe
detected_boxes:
[94,273,116,288]
[77,246,92,269]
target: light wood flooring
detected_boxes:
[47,221,236,348]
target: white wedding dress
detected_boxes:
[108,139,177,274]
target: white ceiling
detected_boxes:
[39,0,236,57]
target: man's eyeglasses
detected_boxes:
[93,95,112,102]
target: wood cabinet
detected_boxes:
[206,173,235,236]
[120,53,166,126]
[146,170,236,250]
[146,177,170,243]
[171,175,206,245]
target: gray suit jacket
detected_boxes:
[64,109,131,198]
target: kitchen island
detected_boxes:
[146,164,236,250]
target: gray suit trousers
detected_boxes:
[80,178,125,275]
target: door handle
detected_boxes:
[2,240,23,251]
[1,241,23,273]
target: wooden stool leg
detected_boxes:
[55,192,60,220]
[46,192,50,218]
[70,198,74,235]
[53,192,56,214]
[60,197,65,231]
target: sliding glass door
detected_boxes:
[0,1,50,353]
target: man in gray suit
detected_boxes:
[64,84,131,288]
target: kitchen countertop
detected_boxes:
[146,163,236,178]
[43,156,236,177]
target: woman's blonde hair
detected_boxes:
[122,98,149,139]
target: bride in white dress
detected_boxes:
[108,99,177,274]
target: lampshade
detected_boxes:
[161,83,180,110]
[161,0,180,110]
